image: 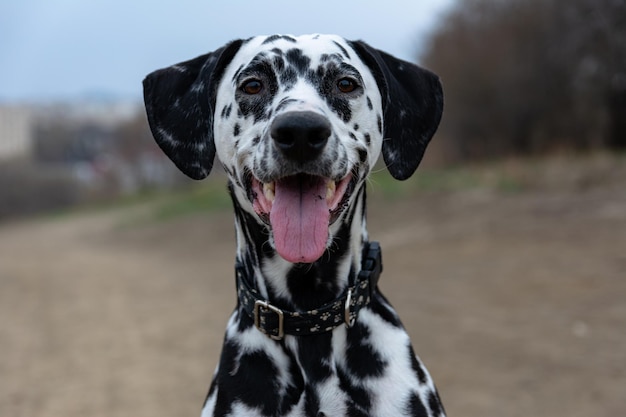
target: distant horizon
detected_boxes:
[0,90,145,106]
[0,0,455,103]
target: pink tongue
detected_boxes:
[270,175,330,263]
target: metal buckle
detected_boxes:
[344,288,355,328]
[254,300,284,340]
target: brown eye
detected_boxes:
[242,79,263,94]
[337,78,357,93]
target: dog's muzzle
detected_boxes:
[248,111,353,264]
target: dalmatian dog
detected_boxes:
[143,34,444,417]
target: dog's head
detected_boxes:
[143,34,443,263]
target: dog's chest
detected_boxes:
[203,305,438,417]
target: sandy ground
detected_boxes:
[1,155,625,417]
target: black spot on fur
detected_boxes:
[280,67,298,90]
[358,186,367,222]
[337,366,371,416]
[211,340,238,415]
[366,96,373,110]
[321,53,344,63]
[285,48,311,76]
[282,357,305,414]
[349,132,357,141]
[297,334,333,382]
[233,123,240,137]
[377,114,383,134]
[367,292,402,327]
[332,40,350,58]
[304,386,321,417]
[328,96,352,122]
[429,391,444,417]
[276,98,298,112]
[353,123,359,130]
[231,64,245,83]
[409,345,428,385]
[407,392,429,417]
[262,35,282,45]
[203,377,218,408]
[345,322,386,378]
[222,164,233,178]
[262,34,297,44]
[357,148,368,165]
[364,133,371,145]
[286,233,351,310]
[236,305,254,333]
[215,346,283,415]
[273,54,286,73]
[221,104,232,119]
[259,150,269,174]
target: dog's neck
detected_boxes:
[229,182,368,312]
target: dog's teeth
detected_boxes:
[326,180,336,202]
[263,182,275,202]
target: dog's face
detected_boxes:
[143,34,443,264]
[213,35,383,263]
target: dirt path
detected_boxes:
[1,157,625,417]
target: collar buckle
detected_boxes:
[254,300,284,340]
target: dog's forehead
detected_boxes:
[233,34,358,69]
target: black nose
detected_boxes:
[270,111,331,163]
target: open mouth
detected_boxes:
[251,173,353,263]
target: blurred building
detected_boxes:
[0,105,33,160]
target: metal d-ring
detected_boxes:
[344,288,355,328]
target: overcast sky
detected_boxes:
[0,0,454,102]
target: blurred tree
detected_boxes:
[420,0,626,161]
[112,112,155,161]
[34,121,113,164]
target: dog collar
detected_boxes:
[236,241,383,340]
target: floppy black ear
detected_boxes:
[143,40,243,179]
[350,41,444,180]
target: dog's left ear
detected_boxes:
[349,41,444,180]
[143,40,243,180]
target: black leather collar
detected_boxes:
[236,241,383,340]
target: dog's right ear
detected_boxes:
[143,40,243,180]
[349,41,443,181]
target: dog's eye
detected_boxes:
[242,79,263,95]
[337,78,358,93]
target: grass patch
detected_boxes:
[30,152,623,227]
[45,162,528,225]
[149,180,231,221]
[366,162,524,199]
